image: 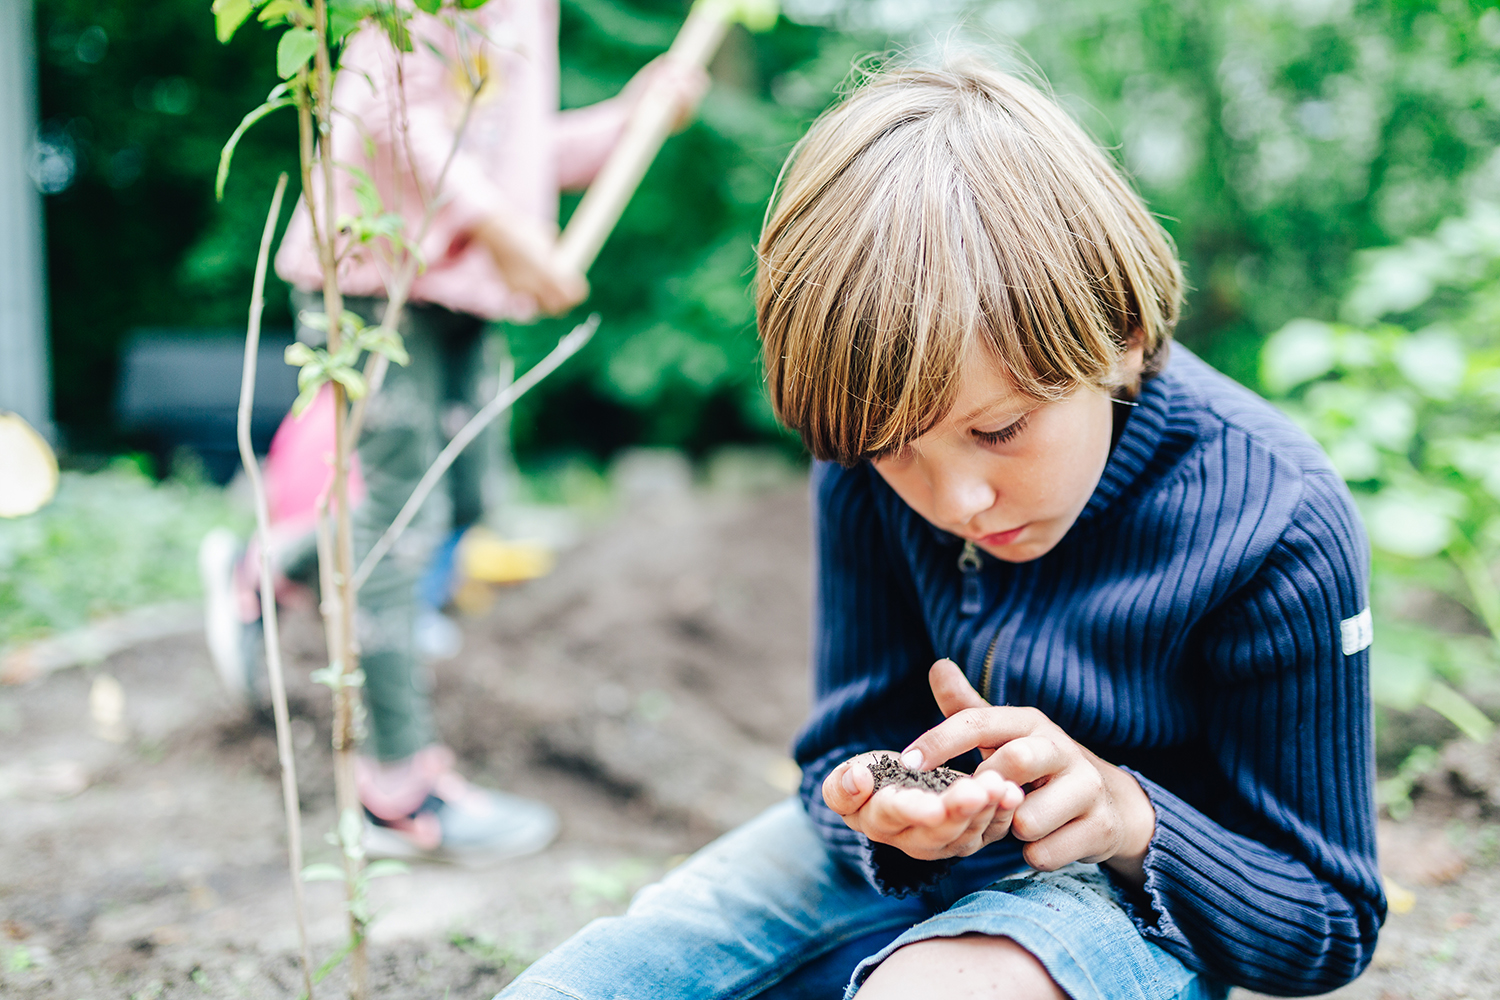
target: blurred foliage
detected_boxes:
[0,461,251,646]
[32,0,1500,462]
[1264,200,1500,796]
[931,0,1500,382]
[35,0,300,451]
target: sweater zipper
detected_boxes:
[978,628,1001,705]
[958,540,983,616]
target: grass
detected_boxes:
[0,459,252,647]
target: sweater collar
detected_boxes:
[1073,352,1189,527]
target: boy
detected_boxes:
[496,61,1383,998]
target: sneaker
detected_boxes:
[198,528,266,707]
[357,746,559,866]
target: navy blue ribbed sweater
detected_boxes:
[793,347,1385,995]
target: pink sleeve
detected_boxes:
[554,98,631,191]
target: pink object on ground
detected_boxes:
[273,0,629,321]
[264,384,366,528]
[231,386,367,624]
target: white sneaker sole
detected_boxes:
[362,806,560,868]
[198,527,251,703]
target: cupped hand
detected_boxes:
[822,751,1024,862]
[901,660,1156,883]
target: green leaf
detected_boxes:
[301,862,347,882]
[1424,680,1497,744]
[216,97,294,201]
[1365,489,1467,559]
[291,383,322,416]
[328,365,369,399]
[277,27,320,79]
[1394,329,1467,401]
[328,0,379,43]
[372,7,413,51]
[363,859,410,880]
[1261,318,1337,395]
[213,0,257,43]
[257,0,306,25]
[339,162,383,217]
[414,0,442,11]
[356,325,408,364]
[284,341,318,367]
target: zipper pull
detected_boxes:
[957,540,983,616]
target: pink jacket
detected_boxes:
[274,0,625,320]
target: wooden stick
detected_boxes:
[554,2,733,274]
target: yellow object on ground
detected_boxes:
[1384,877,1416,915]
[459,527,555,585]
[0,412,59,518]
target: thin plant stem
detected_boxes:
[305,1,364,994]
[234,172,315,1000]
[351,314,599,593]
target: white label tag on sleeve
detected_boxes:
[1340,607,1373,656]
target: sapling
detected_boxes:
[215,1,504,993]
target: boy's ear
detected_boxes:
[1118,327,1147,393]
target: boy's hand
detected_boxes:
[902,660,1156,885]
[822,751,1024,862]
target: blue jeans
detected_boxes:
[497,800,1228,1000]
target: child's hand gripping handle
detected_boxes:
[553,0,780,276]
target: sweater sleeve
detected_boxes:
[1122,470,1386,995]
[793,462,953,895]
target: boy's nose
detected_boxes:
[930,468,997,529]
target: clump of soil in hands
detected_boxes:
[866,752,966,793]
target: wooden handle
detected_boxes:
[554,3,731,275]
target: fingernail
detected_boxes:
[901,749,924,770]
[841,767,859,795]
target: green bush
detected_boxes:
[1262,201,1500,808]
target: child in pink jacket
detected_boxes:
[202,0,703,863]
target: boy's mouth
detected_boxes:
[977,524,1027,547]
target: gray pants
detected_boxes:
[291,291,503,761]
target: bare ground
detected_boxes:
[1,477,1497,1000]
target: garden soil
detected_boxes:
[2,475,1497,1000]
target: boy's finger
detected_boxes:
[900,705,1049,772]
[985,735,1068,788]
[867,786,946,832]
[821,759,873,816]
[1021,815,1104,872]
[929,659,989,718]
[973,769,1026,812]
[937,775,992,818]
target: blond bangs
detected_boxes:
[756,61,1183,466]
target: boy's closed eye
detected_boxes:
[971,411,1031,448]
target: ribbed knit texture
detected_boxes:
[793,347,1385,995]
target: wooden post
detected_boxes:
[0,0,52,438]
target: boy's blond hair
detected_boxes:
[756,62,1184,466]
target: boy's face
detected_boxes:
[871,343,1144,564]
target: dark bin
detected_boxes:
[114,329,298,483]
